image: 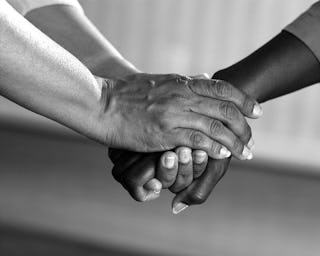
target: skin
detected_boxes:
[27,4,320,213]
[0,1,102,141]
[114,31,320,213]
[25,4,209,200]
[0,3,259,159]
[102,73,259,157]
[24,3,263,200]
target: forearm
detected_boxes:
[0,2,104,142]
[25,5,139,78]
[214,31,320,103]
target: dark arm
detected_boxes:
[111,30,320,212]
[214,31,320,102]
[172,30,320,211]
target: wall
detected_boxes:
[0,0,319,167]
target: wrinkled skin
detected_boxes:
[102,73,260,159]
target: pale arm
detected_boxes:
[0,1,104,142]
[25,4,139,78]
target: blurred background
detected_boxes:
[1,0,320,255]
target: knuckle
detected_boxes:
[209,120,223,137]
[210,142,221,155]
[189,191,207,205]
[174,74,190,85]
[160,172,176,184]
[232,139,244,153]
[219,102,239,120]
[193,168,204,178]
[189,131,206,148]
[158,115,172,131]
[178,171,192,180]
[242,97,254,114]
[213,79,232,98]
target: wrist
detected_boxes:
[80,76,112,145]
[90,54,141,78]
[213,69,260,102]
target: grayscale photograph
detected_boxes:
[0,0,319,255]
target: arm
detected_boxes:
[0,1,103,141]
[172,30,320,212]
[214,31,320,103]
[114,23,320,212]
[1,1,259,157]
[25,4,139,78]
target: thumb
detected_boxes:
[172,158,231,214]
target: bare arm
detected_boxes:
[25,4,139,78]
[215,31,320,103]
[1,1,258,156]
[0,1,103,141]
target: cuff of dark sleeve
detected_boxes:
[284,2,320,63]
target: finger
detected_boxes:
[172,158,231,214]
[156,151,178,188]
[170,147,193,193]
[111,151,144,182]
[191,99,252,144]
[174,115,253,160]
[120,153,160,202]
[148,73,189,85]
[144,178,162,192]
[144,178,162,201]
[188,79,263,118]
[174,128,231,159]
[108,148,127,162]
[190,73,210,79]
[192,150,208,178]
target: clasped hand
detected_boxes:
[103,73,262,213]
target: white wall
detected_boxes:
[1,0,319,167]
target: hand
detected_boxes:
[100,73,262,159]
[109,148,230,214]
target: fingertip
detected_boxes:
[145,191,161,202]
[160,151,177,169]
[247,137,255,150]
[171,195,189,214]
[242,146,253,160]
[175,147,192,164]
[192,150,208,164]
[252,102,263,118]
[203,73,210,79]
[192,73,210,79]
[144,178,162,193]
[220,146,231,158]
[172,202,189,214]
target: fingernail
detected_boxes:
[145,192,161,201]
[219,146,231,158]
[172,202,189,214]
[153,189,161,194]
[178,149,191,164]
[164,156,175,169]
[253,103,263,117]
[247,137,255,150]
[242,146,253,160]
[193,151,207,164]
[203,73,210,78]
